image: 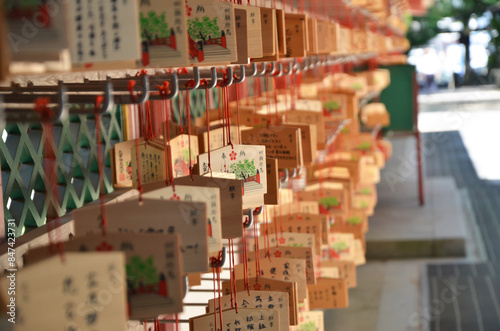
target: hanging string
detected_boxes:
[273,74,279,125]
[212,264,218,331]
[253,218,261,281]
[94,96,108,237]
[130,83,144,203]
[228,239,235,309]
[264,73,272,127]
[158,81,175,188]
[233,75,242,144]
[185,83,194,179]
[230,238,238,312]
[242,221,250,294]
[263,206,271,261]
[216,252,224,329]
[35,97,64,259]
[203,80,213,176]
[273,208,279,246]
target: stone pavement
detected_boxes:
[325,86,500,331]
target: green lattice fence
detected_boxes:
[0,89,218,239]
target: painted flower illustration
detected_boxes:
[230,151,237,161]
[170,193,180,201]
[274,250,282,258]
[278,237,286,245]
[253,283,261,291]
[185,4,192,16]
[96,241,113,252]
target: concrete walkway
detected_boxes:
[325,86,499,331]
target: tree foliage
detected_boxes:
[126,255,158,288]
[140,11,170,40]
[187,16,221,42]
[230,159,257,179]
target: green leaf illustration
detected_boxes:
[126,255,158,288]
[140,11,170,41]
[346,216,362,225]
[319,196,339,209]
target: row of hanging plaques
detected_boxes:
[1,0,409,77]
[0,58,396,330]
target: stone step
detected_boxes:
[366,176,467,259]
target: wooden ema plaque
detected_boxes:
[307,278,349,309]
[330,216,366,251]
[290,311,324,331]
[235,258,307,301]
[283,111,326,149]
[1,252,128,330]
[323,232,356,262]
[300,182,347,217]
[259,8,277,56]
[141,185,222,254]
[241,125,303,168]
[198,144,267,198]
[72,198,209,273]
[269,222,323,255]
[247,247,316,285]
[252,232,318,255]
[174,175,244,239]
[321,260,357,288]
[282,123,317,166]
[185,0,237,65]
[207,291,290,331]
[306,18,318,55]
[234,5,263,58]
[287,213,330,245]
[232,8,250,65]
[67,1,140,65]
[189,308,279,331]
[264,158,279,205]
[222,277,299,325]
[130,140,167,188]
[138,0,190,67]
[24,233,183,319]
[283,13,307,58]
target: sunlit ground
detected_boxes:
[418,88,500,181]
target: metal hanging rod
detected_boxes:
[0,53,377,123]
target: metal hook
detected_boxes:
[221,67,234,87]
[66,80,114,114]
[274,62,284,77]
[253,206,264,216]
[245,63,258,77]
[233,65,246,83]
[279,168,289,183]
[183,275,188,298]
[2,83,68,123]
[291,58,300,73]
[179,67,201,90]
[266,62,276,75]
[256,62,267,76]
[243,209,254,228]
[209,247,226,268]
[300,58,309,71]
[283,62,293,76]
[308,57,316,70]
[149,72,179,100]
[113,74,150,105]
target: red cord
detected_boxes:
[94,96,108,237]
[203,81,213,176]
[35,97,65,260]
